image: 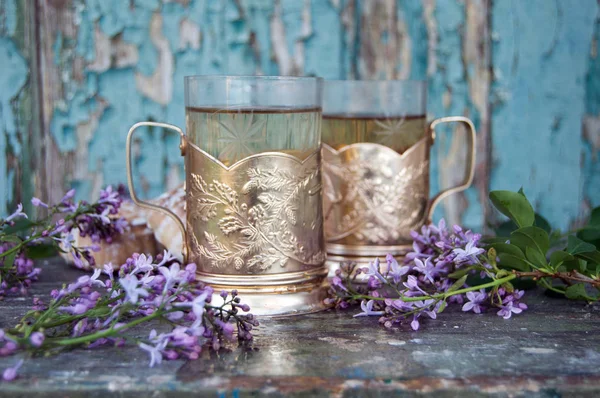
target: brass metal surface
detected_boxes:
[186,142,325,275]
[323,116,476,273]
[127,122,329,315]
[322,137,430,249]
[127,121,190,259]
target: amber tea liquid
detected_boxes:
[322,114,426,153]
[186,107,321,166]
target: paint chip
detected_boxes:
[387,340,406,346]
[520,347,556,354]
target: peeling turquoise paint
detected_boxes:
[2,0,599,231]
[491,0,598,230]
[583,10,600,212]
[427,0,483,229]
[0,32,28,214]
[305,0,344,79]
[2,0,17,34]
[399,0,427,81]
[91,68,167,199]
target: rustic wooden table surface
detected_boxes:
[0,258,599,397]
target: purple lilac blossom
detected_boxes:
[29,332,44,348]
[4,204,27,223]
[365,258,386,282]
[386,254,409,283]
[327,219,526,331]
[2,359,23,381]
[453,240,485,263]
[1,251,257,368]
[462,290,487,314]
[3,185,129,292]
[31,197,48,208]
[0,245,41,298]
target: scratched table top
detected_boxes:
[1,258,599,397]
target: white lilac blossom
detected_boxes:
[354,300,384,318]
[0,251,257,375]
[327,219,527,331]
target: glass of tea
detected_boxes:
[126,76,328,315]
[321,80,476,272]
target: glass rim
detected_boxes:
[184,75,323,83]
[324,79,426,85]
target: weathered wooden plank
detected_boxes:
[425,0,489,230]
[491,0,598,231]
[583,6,600,219]
[0,0,37,215]
[354,0,427,81]
[35,0,346,204]
[1,258,600,396]
[4,0,599,233]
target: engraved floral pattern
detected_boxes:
[323,142,429,245]
[188,154,324,272]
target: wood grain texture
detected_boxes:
[425,0,489,228]
[583,3,600,223]
[1,258,600,396]
[0,0,598,232]
[491,0,599,230]
[0,0,37,216]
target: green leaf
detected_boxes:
[589,207,600,226]
[567,235,596,255]
[481,237,510,245]
[494,220,518,239]
[563,258,587,273]
[549,250,574,269]
[577,226,600,245]
[2,251,17,269]
[448,267,473,279]
[0,235,22,244]
[565,283,595,301]
[1,218,36,235]
[25,243,58,259]
[497,253,531,272]
[489,190,535,228]
[510,226,550,256]
[492,243,526,259]
[447,275,468,293]
[526,246,547,267]
[493,213,551,238]
[437,301,448,314]
[533,214,552,234]
[575,250,600,266]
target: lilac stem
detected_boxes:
[351,274,517,303]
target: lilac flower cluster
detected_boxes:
[35,185,128,269]
[0,186,128,298]
[327,219,526,330]
[0,246,41,297]
[1,250,256,377]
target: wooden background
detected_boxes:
[0,0,598,232]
